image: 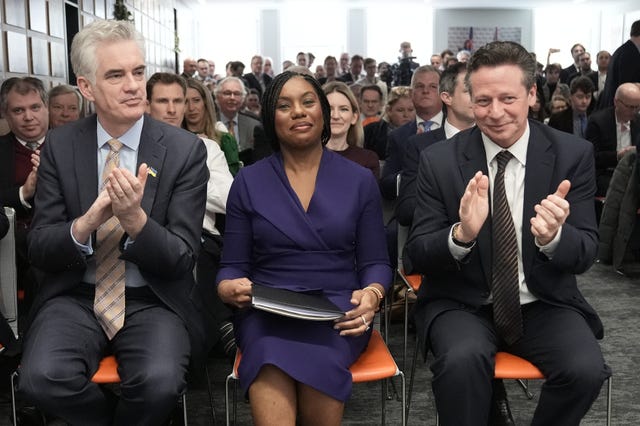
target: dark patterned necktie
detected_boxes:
[491,150,523,345]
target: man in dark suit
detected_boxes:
[548,76,595,137]
[215,76,270,165]
[598,20,640,110]
[337,54,364,84]
[405,41,610,425]
[559,43,585,84]
[17,20,209,425]
[0,77,49,309]
[380,65,444,200]
[243,54,272,99]
[586,82,640,196]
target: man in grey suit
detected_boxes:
[18,20,209,425]
[406,41,610,425]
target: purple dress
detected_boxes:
[217,148,392,401]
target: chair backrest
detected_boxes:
[0,207,18,338]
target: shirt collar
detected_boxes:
[96,116,144,151]
[481,121,529,168]
[15,134,46,148]
[417,110,444,129]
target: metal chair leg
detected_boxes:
[204,364,216,424]
[606,376,612,426]
[10,371,17,426]
[516,378,535,399]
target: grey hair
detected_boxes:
[214,76,247,99]
[70,20,145,85]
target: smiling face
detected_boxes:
[77,40,146,136]
[327,91,358,139]
[469,64,535,148]
[216,79,245,118]
[274,77,324,151]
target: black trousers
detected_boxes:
[18,285,190,426]
[427,301,610,426]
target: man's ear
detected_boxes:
[76,76,95,103]
[440,91,452,107]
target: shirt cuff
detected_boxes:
[448,222,475,260]
[18,186,32,209]
[70,219,93,255]
[535,226,562,259]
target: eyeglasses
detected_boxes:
[221,91,243,98]
[618,99,640,110]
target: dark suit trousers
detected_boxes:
[18,285,190,426]
[427,301,610,426]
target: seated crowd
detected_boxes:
[0,17,638,425]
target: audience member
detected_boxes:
[0,77,48,309]
[528,90,547,122]
[380,65,443,200]
[378,61,392,90]
[307,52,316,68]
[48,84,82,129]
[18,20,209,425]
[560,43,585,84]
[318,55,338,85]
[243,54,273,99]
[363,86,414,160]
[244,88,262,117]
[228,61,245,78]
[314,64,326,80]
[263,56,274,77]
[282,60,294,71]
[208,59,221,82]
[598,19,640,109]
[578,52,593,77]
[195,58,213,84]
[548,76,595,137]
[430,54,443,69]
[586,82,640,196]
[589,50,610,100]
[356,58,388,105]
[541,63,561,103]
[296,51,308,67]
[217,70,390,425]
[359,85,384,126]
[184,78,240,175]
[338,54,364,84]
[215,76,269,166]
[456,49,471,63]
[324,81,380,179]
[440,49,455,67]
[405,40,610,426]
[339,52,350,76]
[146,72,236,358]
[392,41,420,87]
[180,57,197,79]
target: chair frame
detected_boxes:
[224,329,406,425]
[10,355,189,426]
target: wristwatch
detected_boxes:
[452,223,475,248]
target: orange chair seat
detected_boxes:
[400,271,422,293]
[91,355,120,384]
[494,352,544,380]
[232,330,398,383]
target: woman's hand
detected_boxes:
[333,287,381,337]
[218,278,253,308]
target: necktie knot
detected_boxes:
[26,141,39,151]
[108,138,123,153]
[495,150,513,174]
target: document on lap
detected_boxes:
[251,284,345,321]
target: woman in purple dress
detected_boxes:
[217,71,392,425]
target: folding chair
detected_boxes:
[225,330,406,425]
[434,351,613,426]
[10,355,190,426]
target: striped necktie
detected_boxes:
[94,139,126,339]
[491,150,523,345]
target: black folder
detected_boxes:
[251,284,345,321]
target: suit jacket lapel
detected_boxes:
[522,123,555,278]
[74,117,99,215]
[136,117,165,214]
[459,127,492,285]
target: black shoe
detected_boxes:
[488,379,515,426]
[14,406,46,426]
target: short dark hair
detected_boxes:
[631,20,640,37]
[363,58,376,67]
[351,54,364,63]
[439,62,467,95]
[569,76,595,95]
[465,41,536,95]
[0,77,48,114]
[146,72,187,101]
[261,71,331,152]
[360,84,383,100]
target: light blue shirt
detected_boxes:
[75,116,148,287]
